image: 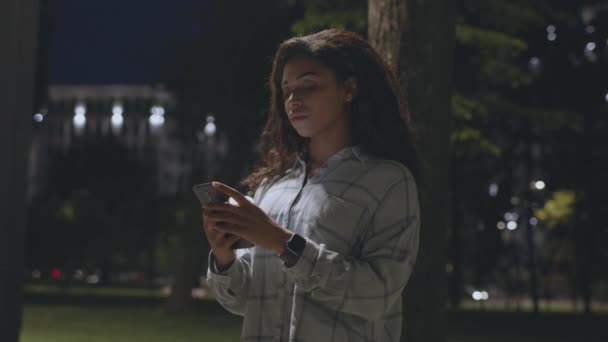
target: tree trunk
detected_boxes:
[369,1,456,341]
[164,221,205,313]
[0,0,40,340]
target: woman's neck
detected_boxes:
[307,135,352,167]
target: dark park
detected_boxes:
[1,0,607,341]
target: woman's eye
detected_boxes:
[282,84,318,101]
[302,84,318,92]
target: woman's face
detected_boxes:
[281,56,352,139]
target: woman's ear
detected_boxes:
[343,77,358,102]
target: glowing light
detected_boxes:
[529,57,541,72]
[51,269,61,279]
[204,115,216,136]
[74,103,86,116]
[204,120,216,136]
[497,221,506,230]
[73,113,86,128]
[507,221,518,230]
[586,42,597,52]
[74,269,84,280]
[86,274,100,284]
[546,25,556,34]
[582,8,594,24]
[149,113,165,127]
[488,183,498,197]
[604,92,608,103]
[528,57,542,75]
[111,113,124,127]
[112,103,124,116]
[472,291,482,301]
[547,33,557,41]
[530,217,539,226]
[480,291,489,300]
[532,180,546,190]
[150,105,165,116]
[33,113,44,122]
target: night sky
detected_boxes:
[49,0,206,84]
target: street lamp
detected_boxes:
[531,180,546,190]
[73,102,86,135]
[204,115,216,137]
[149,105,165,129]
[33,112,44,123]
[111,102,124,134]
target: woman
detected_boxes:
[203,28,420,342]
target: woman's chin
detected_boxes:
[291,126,314,138]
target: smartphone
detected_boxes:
[192,182,254,249]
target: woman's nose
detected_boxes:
[286,92,302,107]
[287,92,298,102]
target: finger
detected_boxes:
[203,223,223,239]
[206,211,243,227]
[212,182,249,207]
[213,221,243,235]
[205,202,241,213]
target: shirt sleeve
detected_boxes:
[205,248,252,316]
[282,175,420,321]
[204,181,269,316]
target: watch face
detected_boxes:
[280,234,306,266]
[288,234,306,252]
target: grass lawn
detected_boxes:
[21,287,607,342]
[22,301,242,342]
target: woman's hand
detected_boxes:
[202,207,240,269]
[203,181,292,254]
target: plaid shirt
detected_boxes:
[206,145,420,342]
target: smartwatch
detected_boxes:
[279,233,306,267]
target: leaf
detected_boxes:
[534,190,576,229]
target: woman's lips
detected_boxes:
[289,110,308,121]
[290,115,308,121]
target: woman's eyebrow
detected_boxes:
[281,71,320,85]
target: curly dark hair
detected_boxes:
[241,28,420,191]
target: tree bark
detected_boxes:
[0,0,40,340]
[369,1,456,341]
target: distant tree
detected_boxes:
[26,140,158,279]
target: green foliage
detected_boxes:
[290,0,367,35]
[452,94,488,122]
[451,127,501,159]
[456,24,528,54]
[462,0,546,35]
[291,8,366,35]
[456,24,532,89]
[534,190,576,229]
[483,96,583,132]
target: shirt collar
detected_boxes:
[293,144,369,170]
